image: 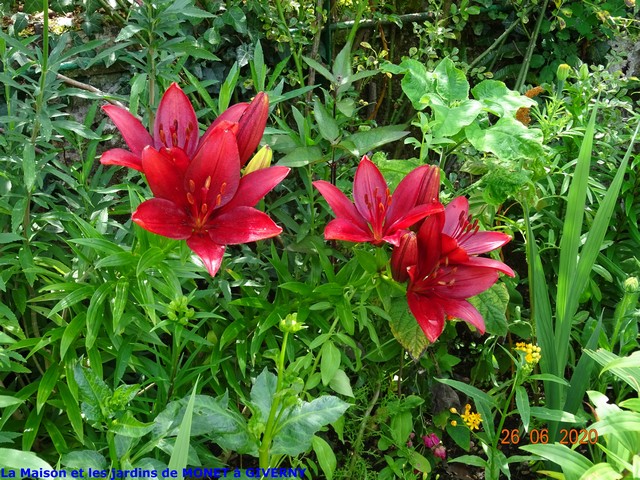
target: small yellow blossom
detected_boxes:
[450,420,457,427]
[450,407,458,414]
[515,342,542,365]
[460,404,482,431]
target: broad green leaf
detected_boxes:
[388,299,429,360]
[271,396,349,456]
[312,435,337,480]
[74,363,111,424]
[61,451,107,471]
[529,407,584,424]
[465,117,544,162]
[0,448,53,471]
[321,341,341,386]
[397,59,433,110]
[450,454,487,467]
[302,56,334,83]
[579,463,623,480]
[435,378,497,408]
[250,369,277,423]
[431,100,483,137]
[471,80,536,117]
[137,247,166,276]
[584,349,640,392]
[342,125,408,157]
[0,396,22,408]
[521,443,593,480]
[329,369,354,398]
[110,411,153,438]
[467,282,509,336]
[276,146,324,168]
[432,57,469,105]
[314,99,340,143]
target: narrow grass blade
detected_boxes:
[168,377,200,479]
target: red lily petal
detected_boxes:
[390,230,418,283]
[220,166,290,211]
[352,156,389,228]
[385,202,444,238]
[439,298,486,334]
[415,213,445,276]
[430,265,499,299]
[313,180,370,232]
[236,92,269,165]
[463,256,515,277]
[199,102,248,149]
[443,196,469,236]
[132,198,193,239]
[100,148,144,171]
[102,105,153,156]
[460,231,512,255]
[186,234,226,277]
[154,83,199,157]
[386,164,439,225]
[441,234,470,264]
[323,218,375,243]
[141,146,187,206]
[407,290,446,343]
[207,206,282,244]
[185,124,240,210]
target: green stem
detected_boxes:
[302,315,341,394]
[493,376,520,454]
[515,0,549,91]
[468,18,522,71]
[274,0,305,87]
[259,330,290,469]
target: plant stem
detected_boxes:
[347,379,381,477]
[515,0,549,91]
[259,330,290,469]
[274,0,305,87]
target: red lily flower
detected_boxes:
[200,92,270,166]
[313,156,443,246]
[101,85,270,170]
[131,122,290,276]
[101,83,198,171]
[406,214,514,342]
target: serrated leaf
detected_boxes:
[467,282,509,336]
[74,364,111,424]
[389,299,429,360]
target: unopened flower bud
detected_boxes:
[556,64,571,82]
[423,433,440,449]
[624,276,639,294]
[579,64,589,81]
[391,231,418,283]
[237,92,269,166]
[244,145,273,175]
[433,445,447,460]
[279,313,305,333]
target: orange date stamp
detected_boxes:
[500,428,598,445]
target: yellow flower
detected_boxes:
[515,342,541,365]
[450,420,457,427]
[460,404,482,431]
[450,407,458,414]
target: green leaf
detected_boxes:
[389,299,429,360]
[529,407,584,424]
[303,56,334,84]
[435,378,497,408]
[312,435,337,480]
[276,146,324,168]
[0,396,23,408]
[112,278,129,335]
[432,57,469,105]
[520,443,592,480]
[329,369,354,398]
[516,386,531,432]
[397,59,433,110]
[168,379,198,480]
[86,282,113,350]
[431,100,483,137]
[271,396,350,456]
[314,99,340,143]
[467,282,509,336]
[0,448,53,471]
[61,451,107,471]
[471,80,536,117]
[579,463,623,480]
[23,144,36,192]
[342,125,409,157]
[36,364,60,414]
[137,247,166,276]
[74,363,111,424]
[321,341,341,386]
[110,411,153,438]
[250,369,277,423]
[465,117,544,162]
